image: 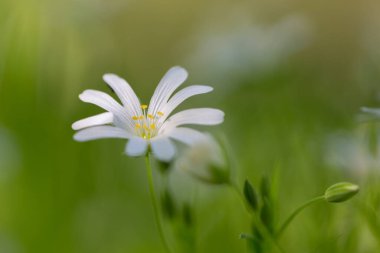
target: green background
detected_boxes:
[0,0,379,252]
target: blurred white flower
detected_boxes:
[361,107,380,118]
[324,130,380,177]
[72,66,224,161]
[186,15,312,89]
[357,107,380,123]
[175,135,229,184]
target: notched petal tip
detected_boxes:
[78,90,95,101]
[170,65,188,75]
[204,108,225,125]
[165,66,189,83]
[102,73,119,82]
[78,91,85,100]
[213,109,225,123]
[73,132,87,142]
[71,122,80,130]
[205,86,214,92]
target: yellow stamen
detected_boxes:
[130,109,163,139]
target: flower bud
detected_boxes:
[175,135,229,184]
[324,182,359,203]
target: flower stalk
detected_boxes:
[276,195,325,238]
[145,154,171,253]
[276,182,359,238]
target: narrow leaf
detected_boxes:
[244,179,259,211]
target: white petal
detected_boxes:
[148,66,188,115]
[159,85,213,122]
[159,108,224,133]
[74,126,132,142]
[150,137,176,162]
[79,89,122,113]
[167,127,208,146]
[79,89,133,130]
[125,137,148,157]
[103,74,142,117]
[72,112,113,130]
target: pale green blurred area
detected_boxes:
[1,0,380,252]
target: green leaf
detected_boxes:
[244,180,259,211]
[260,197,274,234]
[260,176,271,201]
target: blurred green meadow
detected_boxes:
[1,0,380,252]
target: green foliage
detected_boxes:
[260,197,274,234]
[260,176,271,201]
[244,180,259,211]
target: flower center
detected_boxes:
[132,104,164,139]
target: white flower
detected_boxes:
[324,130,380,177]
[72,66,224,161]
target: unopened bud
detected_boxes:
[176,135,229,184]
[324,182,359,203]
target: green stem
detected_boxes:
[145,154,171,253]
[276,196,325,238]
[231,182,286,253]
